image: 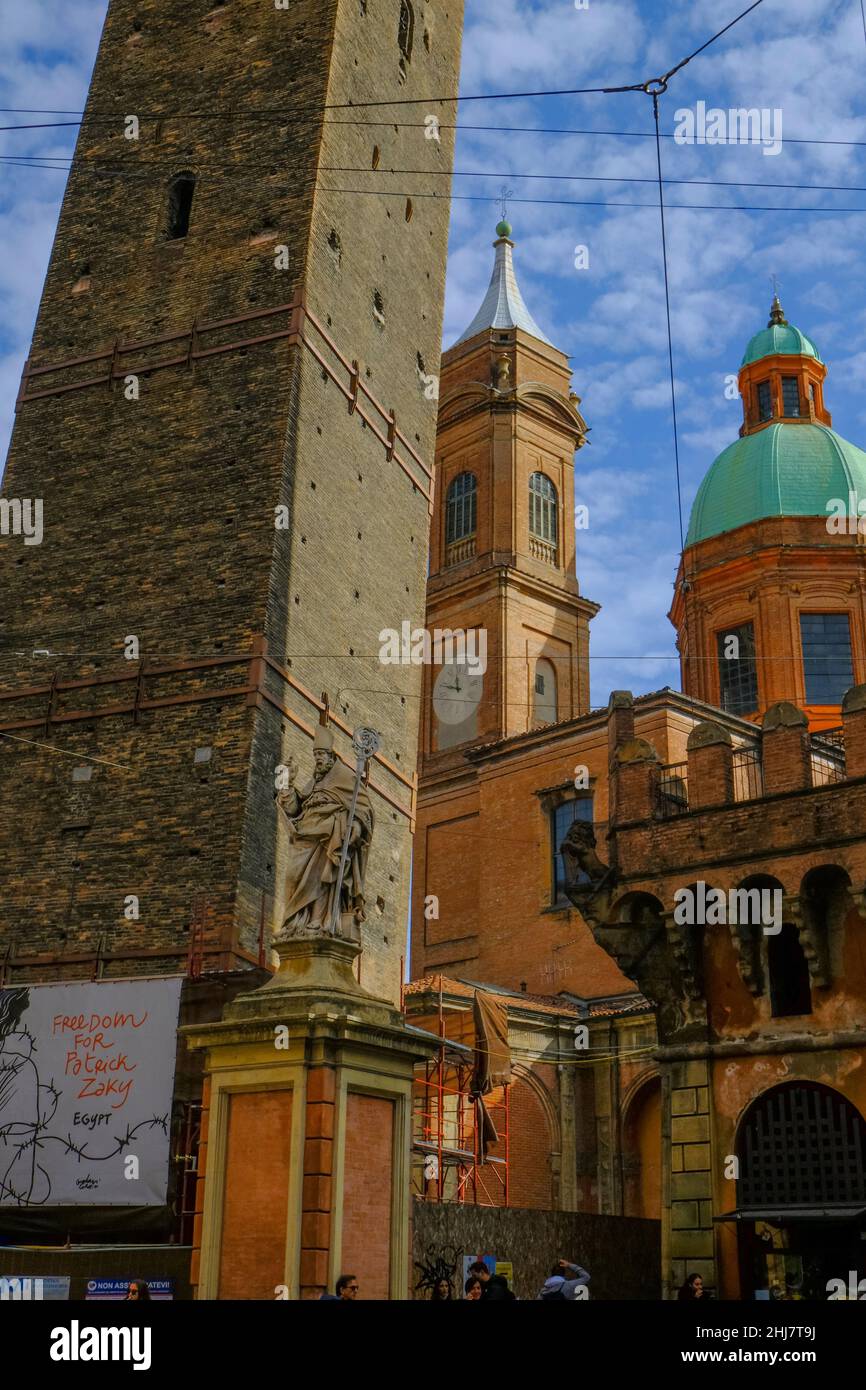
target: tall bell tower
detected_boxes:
[419,221,598,759]
[0,0,463,1005]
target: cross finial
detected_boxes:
[499,184,513,221]
[768,274,787,327]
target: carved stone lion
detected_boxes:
[560,819,611,888]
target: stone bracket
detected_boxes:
[663,911,703,1001]
[729,919,763,995]
[785,892,830,988]
[849,888,866,925]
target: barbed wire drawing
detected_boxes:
[0,986,169,1206]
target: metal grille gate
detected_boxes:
[739,1084,866,1206]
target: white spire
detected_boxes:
[453,226,554,348]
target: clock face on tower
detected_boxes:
[432,661,484,727]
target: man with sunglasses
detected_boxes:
[319,1274,359,1301]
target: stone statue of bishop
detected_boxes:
[276,719,374,942]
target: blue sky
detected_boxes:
[2,0,866,705]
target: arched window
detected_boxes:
[166,172,196,240]
[529,472,557,548]
[445,472,477,546]
[533,657,557,727]
[398,0,414,60]
[768,922,812,1016]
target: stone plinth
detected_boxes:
[183,936,437,1301]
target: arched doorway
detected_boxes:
[730,1082,866,1300]
[622,1076,661,1219]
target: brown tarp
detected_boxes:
[471,991,512,1157]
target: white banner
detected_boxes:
[0,978,183,1206]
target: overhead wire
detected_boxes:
[659,0,766,83]
[651,91,686,556]
[5,153,866,202]
[4,160,863,215]
[3,116,866,153]
[0,729,132,770]
[0,2,768,120]
[0,2,845,724]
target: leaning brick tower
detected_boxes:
[0,0,464,1006]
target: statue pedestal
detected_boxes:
[183,936,436,1301]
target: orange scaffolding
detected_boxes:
[409,980,510,1206]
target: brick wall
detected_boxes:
[340,1092,394,1300]
[670,514,866,724]
[505,1074,555,1210]
[0,0,464,1005]
[218,1089,293,1300]
[412,1199,660,1300]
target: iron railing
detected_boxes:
[656,761,689,817]
[810,726,846,786]
[733,745,764,802]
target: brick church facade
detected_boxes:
[411,230,866,1299]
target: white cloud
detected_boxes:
[3,0,866,703]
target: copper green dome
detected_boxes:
[741,296,821,367]
[686,423,866,546]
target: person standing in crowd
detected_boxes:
[125,1281,151,1300]
[467,1258,515,1301]
[677,1273,712,1301]
[464,1276,483,1300]
[467,1259,491,1290]
[538,1258,591,1301]
[319,1273,359,1301]
[431,1277,453,1300]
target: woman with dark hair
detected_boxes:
[125,1280,151,1300]
[431,1277,452,1301]
[677,1273,712,1301]
[464,1276,483,1300]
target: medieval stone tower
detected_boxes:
[0,0,464,1005]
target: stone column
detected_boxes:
[557,1057,579,1212]
[761,700,811,793]
[686,721,734,810]
[606,691,635,825]
[610,737,659,826]
[842,684,866,778]
[666,1058,717,1297]
[184,935,436,1301]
